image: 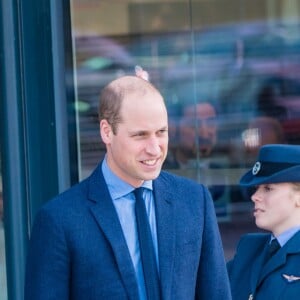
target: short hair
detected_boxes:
[98,80,124,134]
[98,76,163,134]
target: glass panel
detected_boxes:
[70,0,300,260]
[0,150,7,299]
[188,0,300,259]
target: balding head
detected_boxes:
[99,76,164,134]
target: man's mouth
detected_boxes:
[142,159,158,166]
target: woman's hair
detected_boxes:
[292,182,300,191]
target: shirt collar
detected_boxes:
[102,156,153,200]
[273,226,300,247]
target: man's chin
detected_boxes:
[141,168,162,180]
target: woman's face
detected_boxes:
[251,182,300,236]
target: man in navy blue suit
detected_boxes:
[227,144,300,300]
[25,75,231,299]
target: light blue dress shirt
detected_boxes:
[102,158,159,300]
[274,226,300,247]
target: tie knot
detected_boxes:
[268,238,280,256]
[134,187,144,201]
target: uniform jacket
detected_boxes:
[227,231,300,300]
[24,162,231,300]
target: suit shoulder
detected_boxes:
[227,233,270,270]
[30,178,91,235]
[36,163,104,218]
[159,170,205,189]
[236,232,270,251]
[239,232,270,242]
[157,171,211,204]
[39,177,89,215]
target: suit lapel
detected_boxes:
[88,164,139,300]
[250,238,270,291]
[258,250,286,284]
[154,177,175,300]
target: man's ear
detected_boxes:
[100,119,112,144]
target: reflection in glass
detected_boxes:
[70,0,300,260]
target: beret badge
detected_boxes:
[252,162,261,176]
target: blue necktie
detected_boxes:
[264,238,280,263]
[269,238,280,254]
[134,188,161,300]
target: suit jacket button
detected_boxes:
[248,294,253,300]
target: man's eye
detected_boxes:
[159,129,168,134]
[134,133,145,137]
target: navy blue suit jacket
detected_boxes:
[25,162,231,299]
[227,231,300,300]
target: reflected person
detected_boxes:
[25,76,231,300]
[175,102,218,167]
[227,144,300,300]
[165,102,228,203]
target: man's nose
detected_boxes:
[145,137,160,155]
